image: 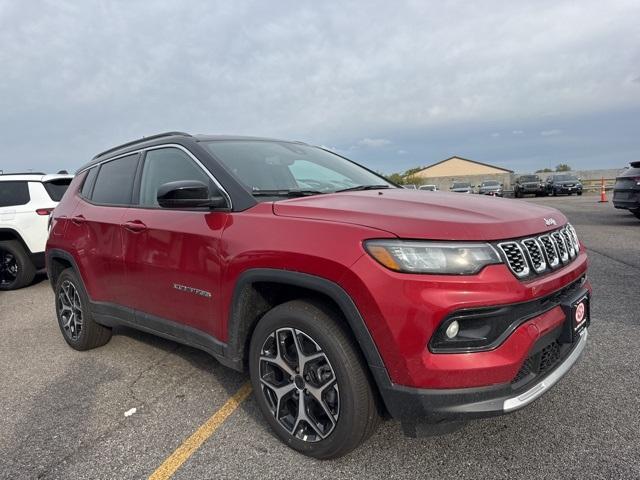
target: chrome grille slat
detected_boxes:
[539,234,560,268]
[562,227,576,258]
[551,231,569,263]
[498,242,530,277]
[498,224,579,279]
[521,238,546,273]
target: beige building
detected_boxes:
[410,156,513,190]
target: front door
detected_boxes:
[121,146,228,340]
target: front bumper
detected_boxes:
[383,327,588,435]
[554,185,582,194]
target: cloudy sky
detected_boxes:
[1,0,639,175]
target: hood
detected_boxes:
[554,180,580,185]
[272,189,567,241]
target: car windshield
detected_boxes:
[481,181,499,186]
[519,175,539,182]
[452,182,470,188]
[555,175,578,181]
[203,141,393,195]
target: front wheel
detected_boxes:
[249,300,380,459]
[577,191,582,196]
[631,209,640,220]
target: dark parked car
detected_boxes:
[477,180,503,196]
[514,175,546,198]
[546,174,583,196]
[613,161,640,219]
[450,182,473,193]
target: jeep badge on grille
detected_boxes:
[544,217,557,226]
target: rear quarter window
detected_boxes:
[90,154,139,205]
[43,178,72,201]
[0,181,30,207]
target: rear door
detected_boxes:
[66,154,140,304]
[121,146,229,340]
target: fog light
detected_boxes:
[445,320,459,339]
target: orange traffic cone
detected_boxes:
[599,177,608,203]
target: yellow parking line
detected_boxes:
[148,381,253,480]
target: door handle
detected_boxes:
[71,215,86,225]
[123,220,147,233]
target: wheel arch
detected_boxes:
[0,228,32,254]
[227,269,391,392]
[46,248,83,290]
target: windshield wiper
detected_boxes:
[251,189,325,197]
[335,184,391,193]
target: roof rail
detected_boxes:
[92,131,192,160]
[0,171,46,175]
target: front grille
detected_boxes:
[498,225,579,279]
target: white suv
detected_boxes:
[1,173,73,290]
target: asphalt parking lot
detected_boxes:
[1,195,639,480]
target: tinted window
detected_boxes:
[519,176,539,182]
[482,181,499,186]
[452,182,470,188]
[91,154,139,205]
[81,167,99,198]
[43,178,72,201]
[0,181,30,207]
[139,148,211,207]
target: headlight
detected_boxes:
[364,240,502,275]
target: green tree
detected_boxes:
[535,168,553,173]
[385,173,405,185]
[555,164,571,172]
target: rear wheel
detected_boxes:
[0,240,35,290]
[631,209,640,219]
[249,300,380,459]
[55,268,112,350]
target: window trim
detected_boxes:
[81,153,141,208]
[77,144,232,210]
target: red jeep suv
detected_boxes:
[46,132,590,458]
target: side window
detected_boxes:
[139,148,211,207]
[80,167,99,198]
[91,154,139,205]
[0,181,30,207]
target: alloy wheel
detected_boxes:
[57,280,84,341]
[0,249,18,288]
[259,328,340,442]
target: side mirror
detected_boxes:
[157,180,227,209]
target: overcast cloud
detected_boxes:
[1,0,639,174]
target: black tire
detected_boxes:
[631,209,640,220]
[249,299,381,459]
[515,190,521,198]
[577,191,582,196]
[0,240,35,290]
[553,189,557,196]
[55,268,112,350]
